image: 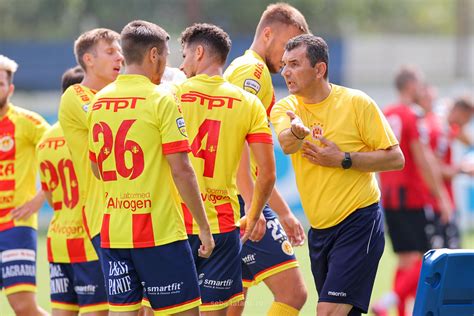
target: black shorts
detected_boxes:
[308,203,385,315]
[384,207,431,253]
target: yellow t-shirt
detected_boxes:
[59,84,104,239]
[175,74,272,234]
[270,85,398,228]
[87,74,189,248]
[0,104,49,231]
[224,49,276,180]
[37,123,98,263]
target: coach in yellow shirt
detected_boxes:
[271,35,404,316]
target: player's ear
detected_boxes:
[315,61,327,79]
[149,47,159,64]
[262,26,272,43]
[83,52,94,68]
[8,84,14,97]
[195,45,204,61]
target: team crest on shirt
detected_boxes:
[243,79,261,94]
[281,240,294,256]
[310,123,324,139]
[82,103,89,112]
[176,117,187,137]
[0,135,14,152]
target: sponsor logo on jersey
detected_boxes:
[38,137,66,150]
[243,79,261,95]
[0,135,14,152]
[181,91,241,110]
[92,97,145,112]
[176,117,187,137]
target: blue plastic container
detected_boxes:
[413,249,474,316]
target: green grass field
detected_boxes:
[1,232,473,315]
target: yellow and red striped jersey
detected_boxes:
[37,123,98,263]
[87,74,190,248]
[224,50,275,115]
[59,84,104,239]
[175,74,272,234]
[0,104,49,231]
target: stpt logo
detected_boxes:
[38,137,66,150]
[181,91,241,110]
[92,97,145,112]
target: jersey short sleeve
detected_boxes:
[355,94,399,150]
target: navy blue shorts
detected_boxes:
[188,229,244,311]
[91,234,102,260]
[238,196,298,287]
[100,240,201,314]
[0,227,37,295]
[308,203,384,315]
[50,261,108,313]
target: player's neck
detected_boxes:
[197,62,223,77]
[398,93,415,106]
[299,81,331,104]
[81,75,111,92]
[0,102,10,117]
[249,42,265,62]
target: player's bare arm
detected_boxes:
[411,139,453,223]
[241,142,276,243]
[11,190,46,220]
[268,189,305,246]
[166,151,215,257]
[301,139,404,172]
[236,142,266,242]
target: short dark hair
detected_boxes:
[257,3,309,35]
[74,28,120,70]
[394,66,421,92]
[121,20,170,65]
[453,96,473,113]
[179,23,231,64]
[285,34,329,79]
[61,65,84,92]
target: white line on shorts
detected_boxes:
[367,220,376,254]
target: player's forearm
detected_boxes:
[414,145,446,199]
[278,129,304,154]
[267,187,292,217]
[351,145,404,172]
[236,144,255,210]
[248,168,276,220]
[172,165,211,232]
[44,191,53,207]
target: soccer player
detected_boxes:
[87,20,214,315]
[373,67,453,316]
[176,23,276,315]
[271,35,404,316]
[418,88,474,249]
[35,68,108,316]
[58,28,123,257]
[0,55,50,315]
[224,3,309,315]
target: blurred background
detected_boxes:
[0,0,473,314]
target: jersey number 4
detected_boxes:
[191,119,221,178]
[92,120,144,181]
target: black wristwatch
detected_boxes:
[341,152,352,169]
